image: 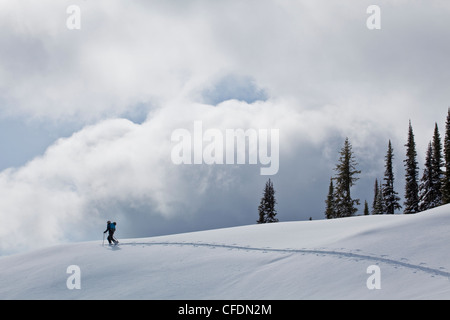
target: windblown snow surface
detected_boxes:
[2,205,450,300]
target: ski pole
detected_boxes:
[102,232,105,246]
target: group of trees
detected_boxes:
[256,109,450,223]
[325,109,450,218]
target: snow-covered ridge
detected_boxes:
[1,205,450,299]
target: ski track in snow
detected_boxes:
[115,241,450,279]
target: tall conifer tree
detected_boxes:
[372,178,379,214]
[373,181,385,214]
[257,179,278,223]
[325,178,336,219]
[432,123,443,206]
[333,138,361,217]
[382,140,402,214]
[404,121,419,214]
[419,142,435,211]
[442,109,450,204]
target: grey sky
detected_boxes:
[0,0,449,255]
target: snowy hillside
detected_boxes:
[2,205,450,300]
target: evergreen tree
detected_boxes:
[364,200,369,215]
[442,109,450,204]
[372,178,379,214]
[373,182,385,214]
[325,178,336,219]
[404,120,420,214]
[419,142,435,211]
[382,140,402,214]
[431,123,443,206]
[257,178,278,223]
[333,138,361,217]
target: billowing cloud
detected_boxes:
[1,0,448,125]
[0,95,421,254]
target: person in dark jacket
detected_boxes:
[104,220,118,245]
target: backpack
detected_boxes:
[110,222,116,231]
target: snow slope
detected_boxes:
[1,205,450,300]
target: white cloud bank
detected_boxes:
[1,0,448,123]
[0,97,431,254]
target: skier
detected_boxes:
[104,220,118,245]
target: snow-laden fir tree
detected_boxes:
[442,109,450,204]
[372,178,379,214]
[364,200,370,215]
[404,120,420,214]
[325,178,336,219]
[419,142,436,211]
[333,138,361,217]
[431,123,443,206]
[257,178,278,223]
[373,180,385,214]
[382,140,402,214]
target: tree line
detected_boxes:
[325,109,450,218]
[256,109,450,223]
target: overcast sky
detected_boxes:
[1,0,449,255]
